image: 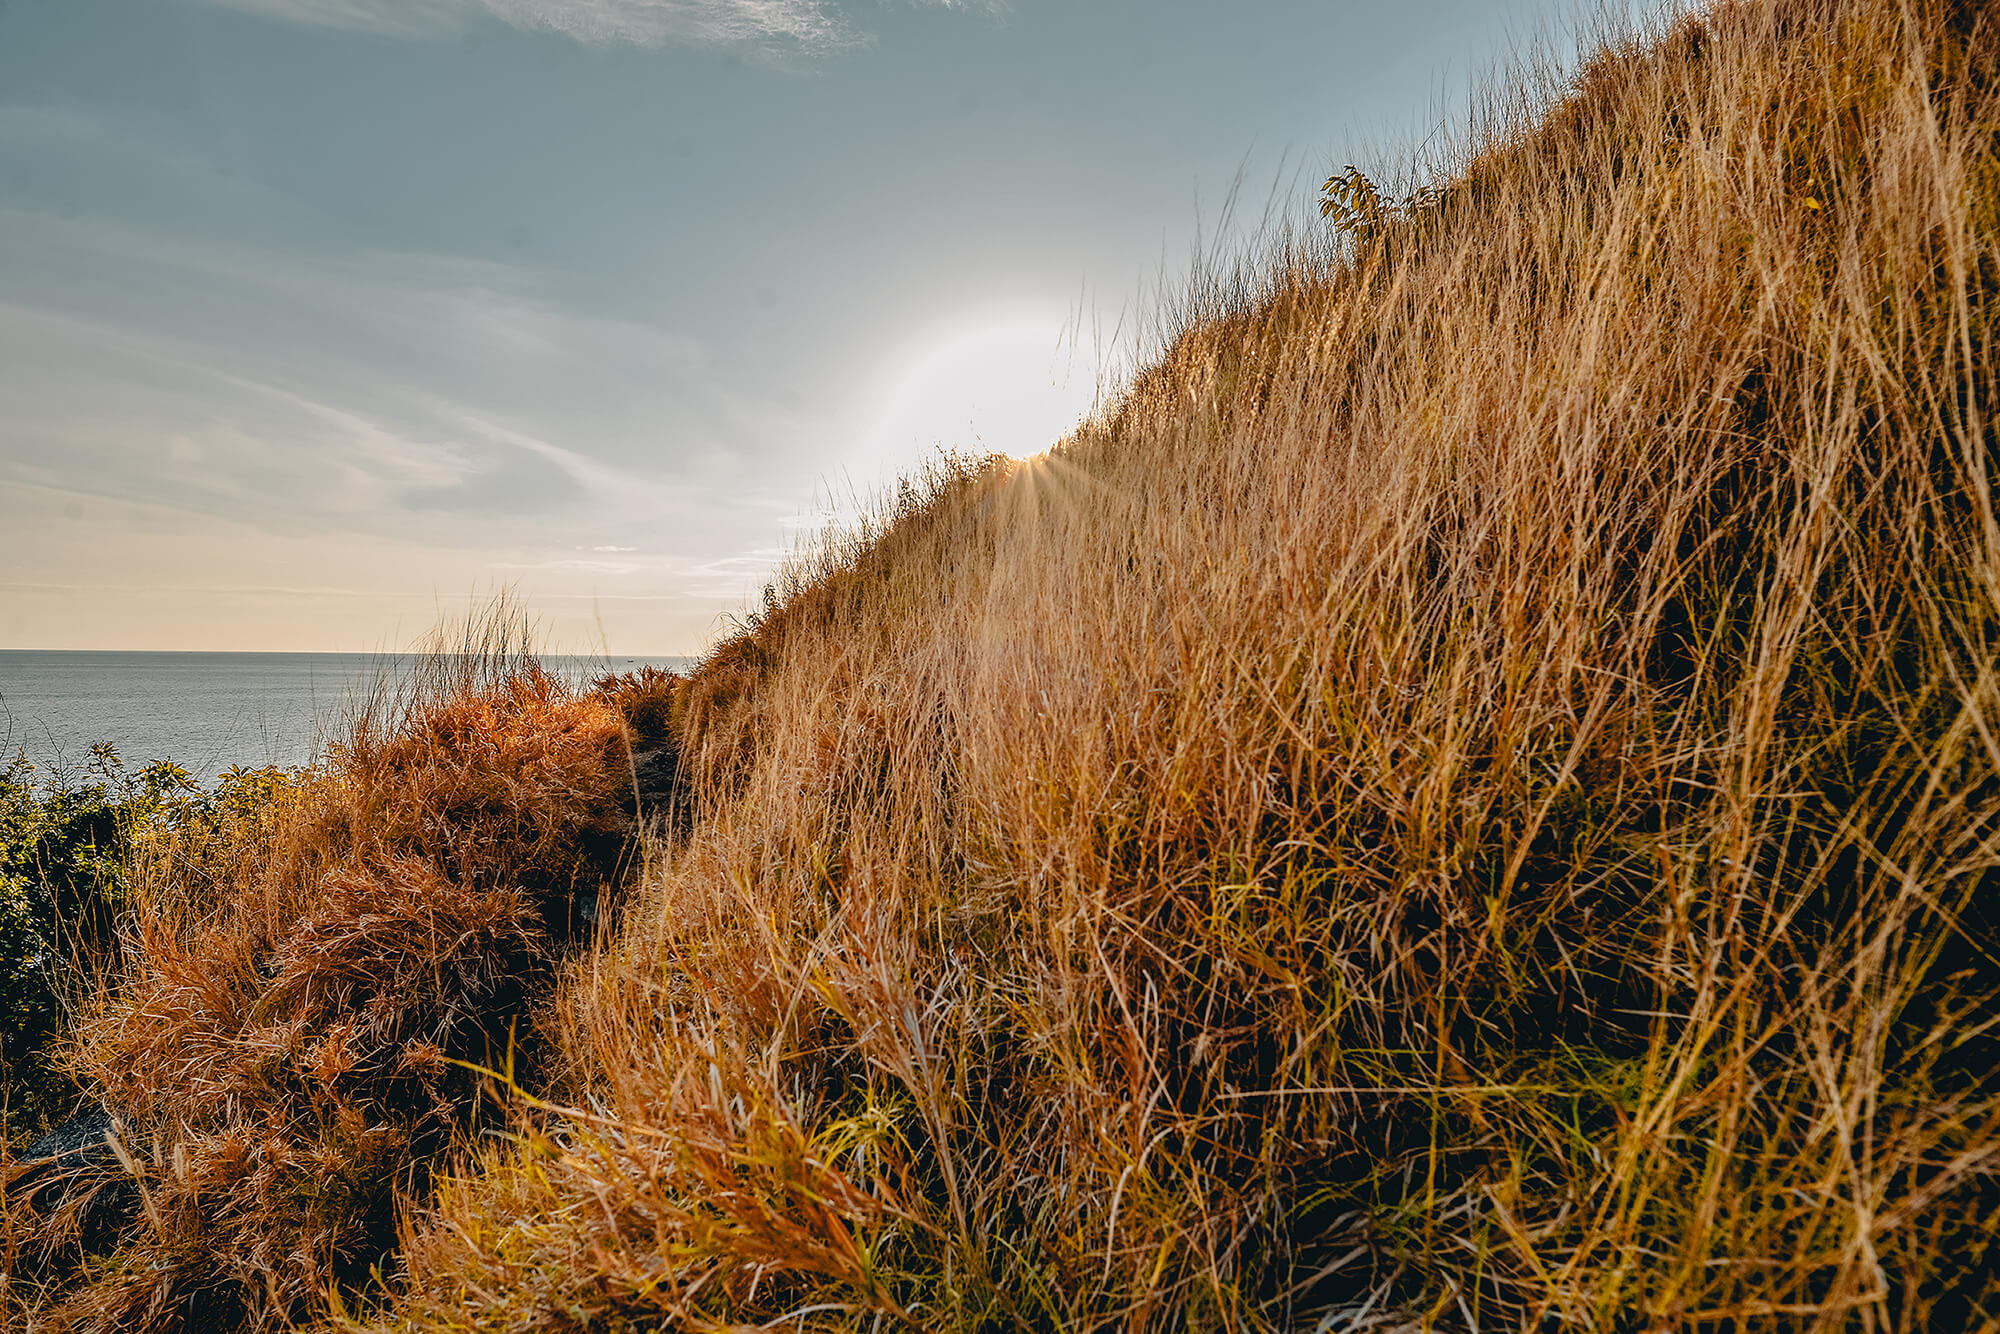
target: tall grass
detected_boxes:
[1,613,658,1330]
[371,1,2000,1328]
[10,0,2000,1327]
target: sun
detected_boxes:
[858,313,1099,479]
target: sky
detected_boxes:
[1,0,1609,656]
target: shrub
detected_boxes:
[0,748,269,1137]
[4,647,649,1331]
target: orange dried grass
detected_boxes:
[4,649,650,1331]
[372,2,2000,1330]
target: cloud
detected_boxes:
[493,558,644,574]
[191,0,864,51]
[0,180,831,652]
[0,198,802,546]
[191,0,998,52]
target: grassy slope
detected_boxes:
[10,0,2000,1328]
[377,2,2000,1327]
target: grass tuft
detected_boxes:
[3,615,671,1330]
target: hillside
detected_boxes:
[7,0,2000,1328]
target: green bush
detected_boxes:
[0,746,294,1137]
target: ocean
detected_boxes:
[0,651,692,786]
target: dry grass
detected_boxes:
[366,1,2000,1329]
[1,619,664,1330]
[11,0,2000,1327]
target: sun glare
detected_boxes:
[859,315,1099,479]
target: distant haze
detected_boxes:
[0,0,1611,655]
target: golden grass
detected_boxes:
[1,620,660,1330]
[367,2,2000,1327]
[11,0,2000,1327]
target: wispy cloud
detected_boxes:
[0,183,818,650]
[0,196,801,546]
[493,557,645,574]
[193,0,866,51]
[193,0,998,52]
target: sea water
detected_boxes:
[0,651,691,786]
